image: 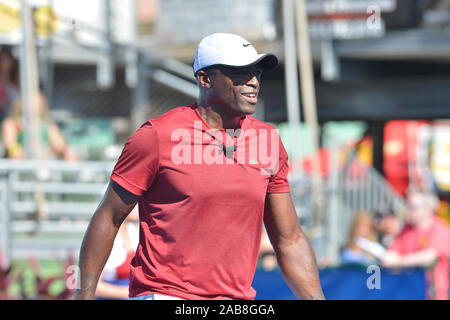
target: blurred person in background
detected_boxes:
[95,205,139,300]
[0,46,19,122]
[381,190,450,300]
[340,211,384,265]
[1,91,77,160]
[375,210,402,248]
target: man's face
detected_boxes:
[205,65,263,116]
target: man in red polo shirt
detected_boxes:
[75,33,324,300]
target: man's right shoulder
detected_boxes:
[148,104,196,129]
[129,104,195,141]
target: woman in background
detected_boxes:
[2,91,77,160]
[340,211,382,265]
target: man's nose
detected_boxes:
[246,73,259,87]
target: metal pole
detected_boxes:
[20,0,47,231]
[20,0,40,160]
[131,55,150,131]
[327,138,340,264]
[295,0,323,224]
[40,0,55,107]
[295,0,320,168]
[97,0,114,89]
[125,0,138,88]
[282,0,303,167]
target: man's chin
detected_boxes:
[225,102,256,117]
[239,104,256,115]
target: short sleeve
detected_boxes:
[111,121,159,196]
[267,135,290,194]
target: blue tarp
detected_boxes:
[100,266,427,300]
[252,266,426,300]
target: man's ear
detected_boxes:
[197,70,212,89]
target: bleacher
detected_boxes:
[0,159,114,264]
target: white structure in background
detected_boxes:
[0,0,137,88]
[52,0,137,88]
[0,0,22,44]
[0,0,136,46]
[307,0,397,40]
[305,0,397,82]
[155,0,278,44]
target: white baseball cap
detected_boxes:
[193,33,278,75]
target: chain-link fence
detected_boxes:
[47,57,195,161]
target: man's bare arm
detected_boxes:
[264,193,325,300]
[74,181,138,299]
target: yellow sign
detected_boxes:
[0,2,21,34]
[33,5,57,38]
[0,1,58,42]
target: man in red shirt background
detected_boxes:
[75,33,324,300]
[382,190,450,300]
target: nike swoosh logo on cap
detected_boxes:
[243,43,251,47]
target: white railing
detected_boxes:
[0,159,114,266]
